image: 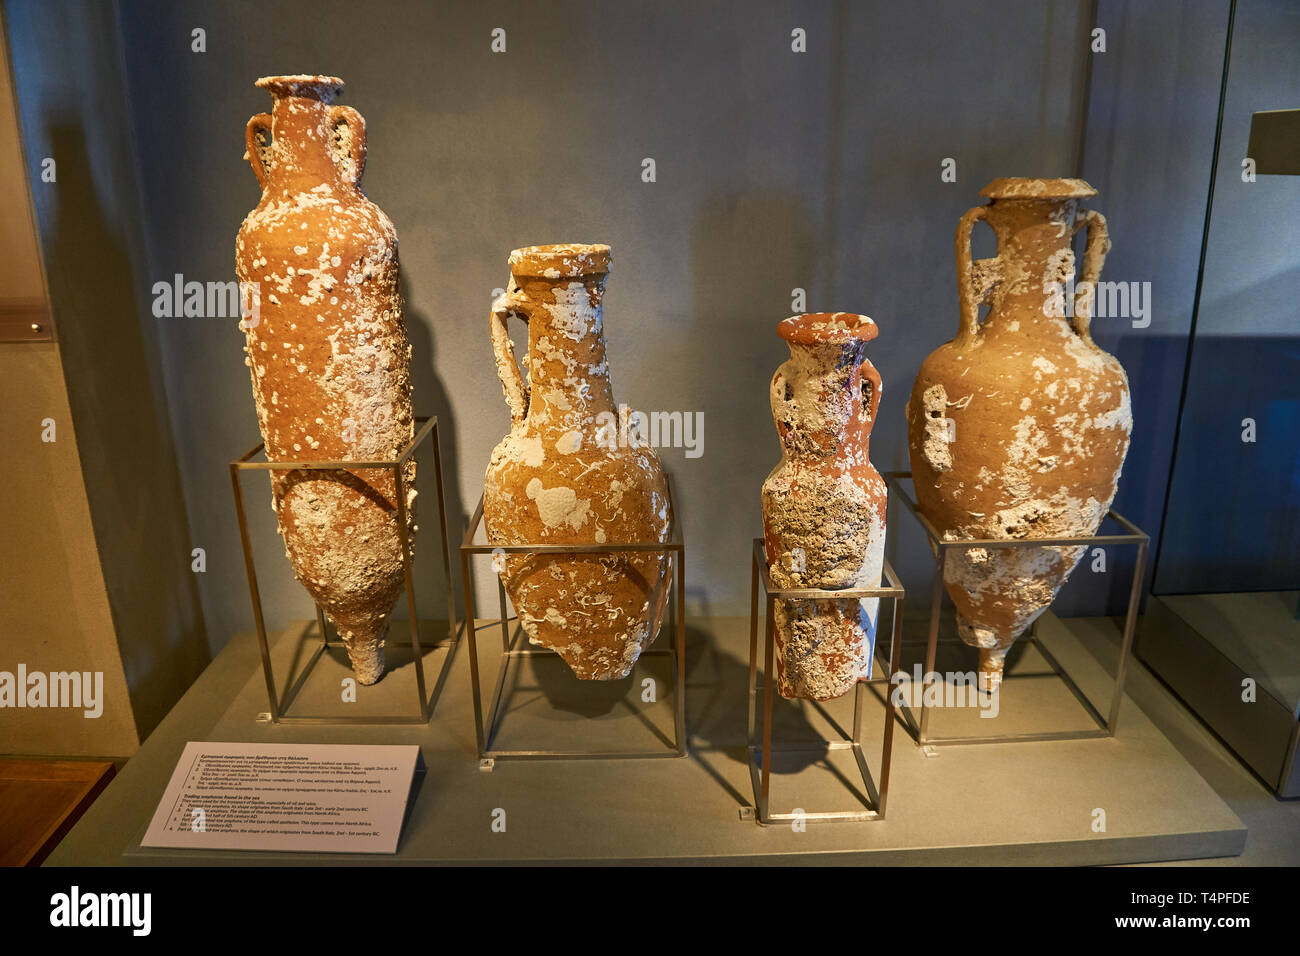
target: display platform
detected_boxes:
[46,614,1245,866]
[1139,594,1300,797]
[1158,592,1300,712]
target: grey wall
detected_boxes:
[1072,0,1231,610]
[5,0,210,740]
[8,0,1248,676]
[106,0,1111,647]
[1155,0,1300,593]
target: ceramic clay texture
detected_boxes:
[906,178,1131,691]
[484,244,672,680]
[235,76,415,685]
[761,313,887,701]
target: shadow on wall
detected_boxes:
[401,270,465,623]
[685,190,819,616]
[1155,326,1300,595]
[42,120,209,738]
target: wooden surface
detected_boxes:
[0,759,115,866]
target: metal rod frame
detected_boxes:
[459,479,686,762]
[746,539,905,825]
[230,416,458,725]
[884,471,1149,747]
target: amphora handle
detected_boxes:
[244,113,273,189]
[327,105,367,185]
[1071,209,1111,344]
[490,286,531,426]
[955,204,1000,345]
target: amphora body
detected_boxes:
[236,76,414,685]
[906,178,1131,691]
[484,244,671,680]
[762,313,887,701]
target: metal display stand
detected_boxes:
[745,539,905,825]
[460,479,686,765]
[230,416,457,725]
[885,471,1149,747]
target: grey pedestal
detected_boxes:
[1139,593,1300,798]
[47,613,1245,865]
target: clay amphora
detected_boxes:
[236,75,415,685]
[484,244,671,680]
[906,178,1131,691]
[761,313,887,701]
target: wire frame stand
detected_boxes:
[885,471,1149,748]
[231,416,457,725]
[460,479,686,766]
[745,539,905,825]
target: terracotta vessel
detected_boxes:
[484,244,671,680]
[906,178,1131,691]
[236,75,415,685]
[761,313,887,701]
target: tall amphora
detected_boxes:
[235,75,415,685]
[906,178,1131,691]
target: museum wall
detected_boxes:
[1154,0,1300,594]
[0,18,139,756]
[1076,0,1231,610]
[5,0,210,742]
[102,0,1106,652]
[5,1,1238,673]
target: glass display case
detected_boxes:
[1138,0,1300,796]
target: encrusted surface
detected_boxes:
[235,78,414,685]
[254,74,345,97]
[980,177,1096,200]
[907,180,1131,681]
[762,313,887,701]
[484,245,670,681]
